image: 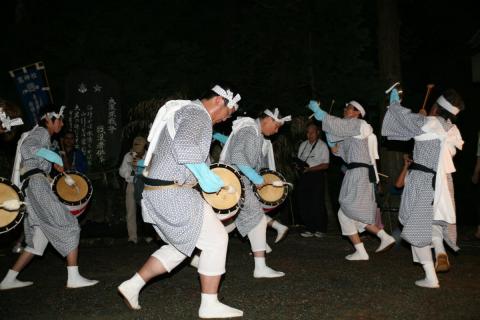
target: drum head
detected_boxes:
[254,169,288,206]
[0,177,25,234]
[52,171,92,206]
[202,164,244,213]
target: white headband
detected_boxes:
[0,108,23,132]
[346,100,365,117]
[436,95,460,115]
[264,108,292,125]
[211,85,241,109]
[41,105,66,120]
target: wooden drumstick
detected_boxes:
[267,180,294,188]
[63,172,80,194]
[420,84,435,112]
[378,172,389,179]
[328,99,335,114]
[308,99,322,119]
[0,199,25,211]
[308,99,334,119]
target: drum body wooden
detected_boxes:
[0,177,25,234]
[253,169,289,212]
[51,171,93,217]
[201,164,245,222]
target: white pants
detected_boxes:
[247,215,267,252]
[338,209,366,236]
[411,245,433,264]
[151,202,228,276]
[24,227,49,256]
[125,183,137,242]
[432,224,447,255]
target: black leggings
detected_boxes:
[295,171,328,232]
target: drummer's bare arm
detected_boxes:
[305,163,329,173]
[256,183,266,189]
[53,163,64,173]
[330,144,339,155]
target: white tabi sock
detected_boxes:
[272,221,289,243]
[66,266,98,289]
[346,243,369,261]
[415,262,439,288]
[118,273,146,310]
[0,269,33,290]
[253,257,285,278]
[375,230,396,253]
[199,293,243,319]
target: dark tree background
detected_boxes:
[1,0,479,224]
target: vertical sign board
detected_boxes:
[9,62,53,127]
[64,70,122,171]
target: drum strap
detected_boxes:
[20,168,46,192]
[144,183,196,191]
[143,176,175,186]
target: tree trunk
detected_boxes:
[377,0,403,193]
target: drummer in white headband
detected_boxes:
[1,103,98,291]
[217,107,290,279]
[309,99,395,262]
[118,84,244,319]
[382,89,465,288]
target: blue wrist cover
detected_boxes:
[238,165,264,185]
[186,163,224,193]
[36,148,63,166]
[212,132,229,144]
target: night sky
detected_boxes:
[1,1,479,111]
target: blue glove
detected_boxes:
[186,163,224,193]
[238,165,264,185]
[212,132,229,145]
[136,159,145,175]
[389,88,400,105]
[307,100,326,121]
[36,148,63,166]
[137,159,145,167]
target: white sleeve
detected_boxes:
[305,140,329,167]
[297,141,306,159]
[119,153,133,181]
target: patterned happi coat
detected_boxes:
[221,118,265,236]
[322,115,376,225]
[141,100,212,256]
[381,103,458,249]
[21,126,80,257]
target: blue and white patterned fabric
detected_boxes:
[322,114,376,225]
[141,100,213,256]
[21,126,80,257]
[381,102,458,250]
[220,118,265,236]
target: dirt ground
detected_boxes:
[0,229,479,320]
